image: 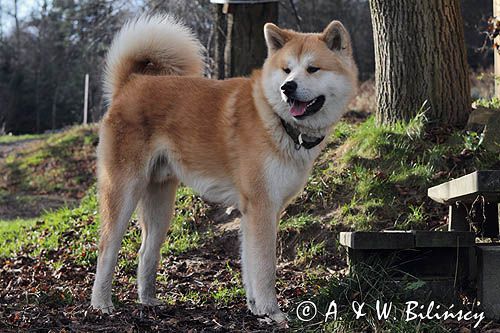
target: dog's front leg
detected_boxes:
[240,203,286,323]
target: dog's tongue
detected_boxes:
[290,100,308,117]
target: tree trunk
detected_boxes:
[52,84,59,130]
[212,2,278,78]
[369,0,471,126]
[212,4,228,79]
[35,70,40,132]
[13,0,20,54]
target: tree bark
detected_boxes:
[212,4,228,79]
[369,0,471,126]
[212,2,278,79]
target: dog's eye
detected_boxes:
[283,68,291,74]
[307,66,320,73]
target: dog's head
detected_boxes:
[261,21,358,131]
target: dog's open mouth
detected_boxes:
[287,95,325,119]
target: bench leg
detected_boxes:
[481,203,499,238]
[449,203,469,232]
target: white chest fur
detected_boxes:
[263,154,312,208]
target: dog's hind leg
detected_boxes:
[137,178,178,305]
[240,201,286,323]
[91,175,144,313]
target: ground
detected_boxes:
[0,127,96,220]
[0,107,499,332]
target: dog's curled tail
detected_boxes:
[103,14,204,103]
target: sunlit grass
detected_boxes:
[0,133,48,144]
[0,185,211,261]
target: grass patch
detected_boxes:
[0,125,98,201]
[161,186,209,255]
[295,240,326,266]
[0,133,48,144]
[211,262,245,306]
[280,213,321,231]
[0,218,38,256]
[0,185,212,261]
[290,260,474,332]
[287,113,499,231]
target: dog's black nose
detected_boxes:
[281,81,297,97]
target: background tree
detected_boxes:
[0,0,129,133]
[369,0,471,126]
[212,1,278,79]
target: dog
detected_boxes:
[91,14,357,323]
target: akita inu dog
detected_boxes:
[91,14,357,323]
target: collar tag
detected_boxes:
[298,133,304,145]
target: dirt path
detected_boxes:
[0,138,45,160]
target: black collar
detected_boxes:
[280,118,325,150]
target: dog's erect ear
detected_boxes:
[264,23,288,53]
[322,21,352,55]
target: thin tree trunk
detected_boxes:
[13,0,20,53]
[212,4,227,79]
[52,84,59,130]
[35,1,47,133]
[35,70,40,132]
[369,0,471,126]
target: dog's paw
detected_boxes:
[248,299,288,324]
[91,301,115,314]
[268,310,288,325]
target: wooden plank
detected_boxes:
[427,170,500,204]
[340,231,414,249]
[340,231,475,249]
[412,230,475,247]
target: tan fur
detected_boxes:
[91,15,358,323]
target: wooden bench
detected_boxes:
[339,230,476,303]
[339,171,500,318]
[428,170,500,238]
